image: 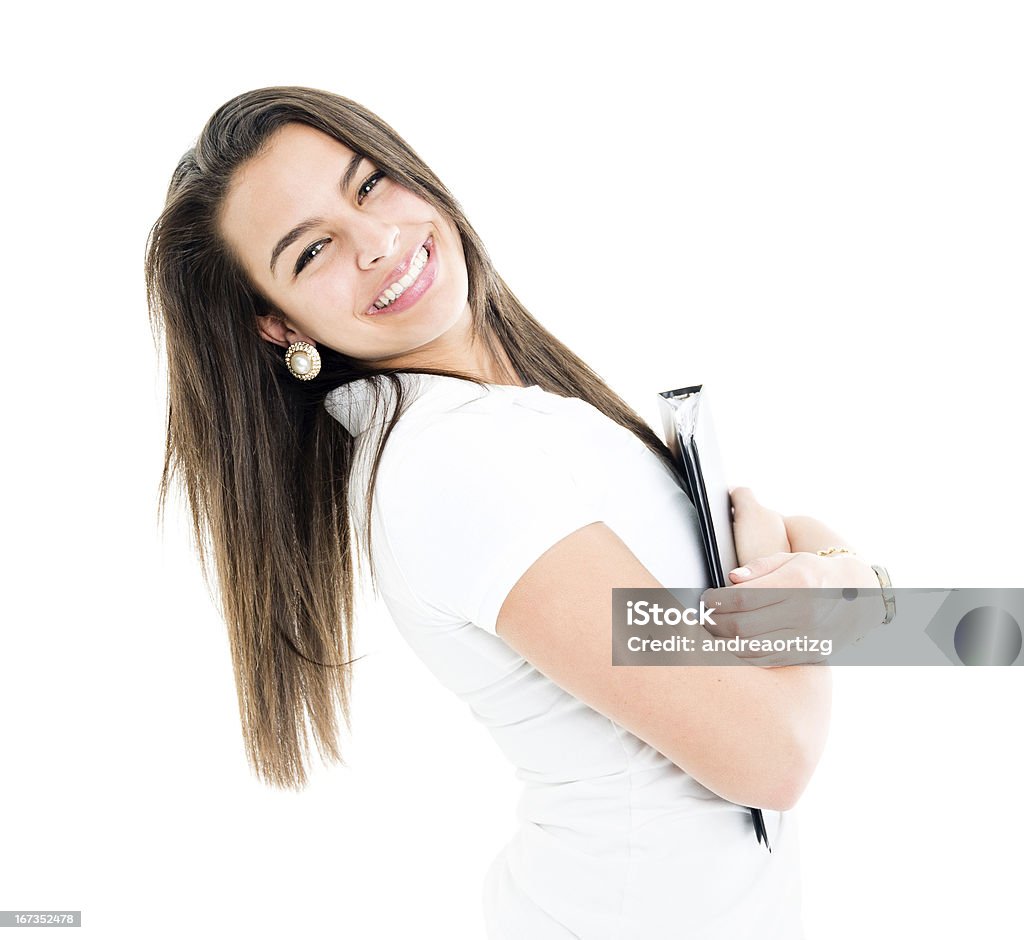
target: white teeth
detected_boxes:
[372,245,430,309]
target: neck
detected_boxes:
[365,309,526,387]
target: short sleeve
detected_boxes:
[372,409,605,636]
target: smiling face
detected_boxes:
[218,122,473,369]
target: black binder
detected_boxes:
[658,383,773,853]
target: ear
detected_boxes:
[256,314,317,350]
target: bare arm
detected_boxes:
[726,488,833,802]
[729,486,857,560]
[727,489,834,805]
[496,521,831,812]
[784,514,857,555]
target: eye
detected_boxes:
[292,169,387,277]
[294,238,331,276]
[357,169,387,204]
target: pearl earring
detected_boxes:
[285,342,321,381]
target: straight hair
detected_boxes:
[145,86,685,790]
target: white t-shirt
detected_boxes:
[326,372,805,939]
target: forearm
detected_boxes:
[680,661,833,812]
[784,514,854,555]
[767,521,860,805]
[770,662,833,808]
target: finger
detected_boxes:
[701,585,789,615]
[703,605,799,638]
[728,552,792,583]
[730,491,790,561]
[729,486,758,511]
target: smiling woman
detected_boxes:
[145,86,841,938]
[217,123,474,367]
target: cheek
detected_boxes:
[435,218,468,280]
[449,240,471,297]
[297,268,361,318]
[380,183,429,218]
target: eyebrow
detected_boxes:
[268,153,364,276]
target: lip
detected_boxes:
[364,235,437,317]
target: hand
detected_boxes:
[729,487,791,566]
[700,551,886,667]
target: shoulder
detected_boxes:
[368,390,605,633]
[370,382,594,541]
[377,385,581,500]
[358,375,570,469]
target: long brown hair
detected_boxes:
[145,86,684,790]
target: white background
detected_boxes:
[1,1,1021,937]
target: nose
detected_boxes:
[352,215,401,271]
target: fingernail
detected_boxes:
[730,566,751,579]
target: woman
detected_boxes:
[146,86,885,938]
